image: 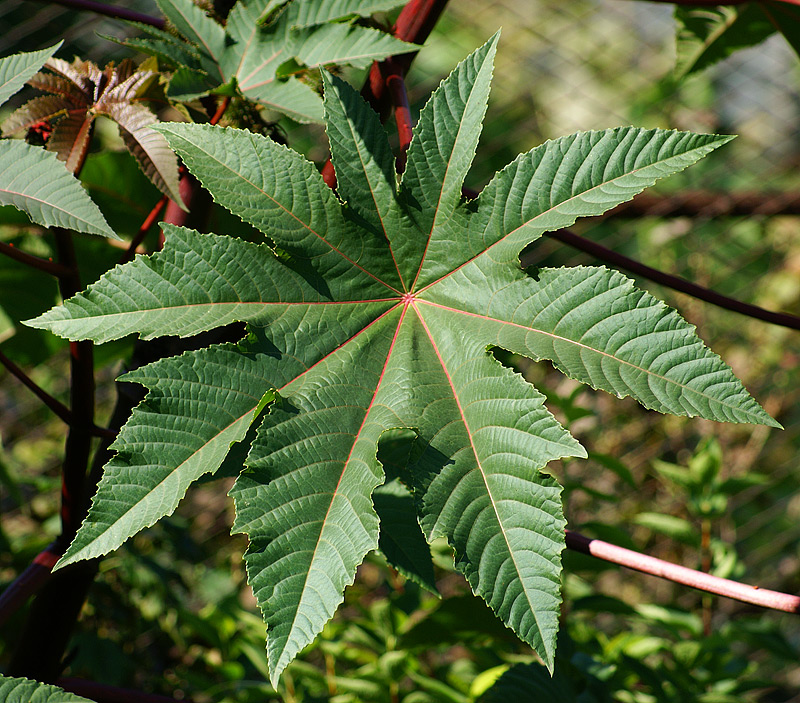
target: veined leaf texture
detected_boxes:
[29,34,777,683]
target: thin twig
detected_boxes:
[0,348,73,425]
[0,240,71,277]
[538,228,800,331]
[606,190,800,218]
[565,530,800,613]
[0,543,61,628]
[25,0,165,28]
[118,196,167,265]
[646,0,800,6]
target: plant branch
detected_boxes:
[0,349,73,426]
[606,190,800,218]
[118,196,167,265]
[0,543,60,628]
[0,240,71,277]
[565,530,800,613]
[25,0,165,28]
[537,228,800,331]
[379,58,413,173]
[645,0,800,6]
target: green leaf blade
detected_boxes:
[322,71,405,286]
[400,33,499,287]
[0,42,62,107]
[155,0,226,82]
[408,305,584,669]
[417,128,734,287]
[0,675,96,703]
[56,342,274,569]
[288,0,404,27]
[232,305,405,684]
[424,265,779,427]
[0,140,116,238]
[155,123,404,294]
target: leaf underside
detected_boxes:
[0,140,116,237]
[31,35,776,684]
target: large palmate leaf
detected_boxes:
[31,36,777,683]
[148,0,414,122]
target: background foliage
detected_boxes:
[1,1,799,701]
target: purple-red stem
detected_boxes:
[0,348,73,426]
[25,0,165,27]
[118,196,167,265]
[0,544,60,628]
[607,190,800,218]
[0,349,114,438]
[323,0,450,189]
[380,58,414,173]
[0,240,71,277]
[566,530,800,613]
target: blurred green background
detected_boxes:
[1,1,799,701]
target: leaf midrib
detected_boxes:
[164,129,401,294]
[412,301,549,657]
[416,136,727,294]
[273,305,406,675]
[419,300,762,420]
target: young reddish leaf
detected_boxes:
[47,111,93,174]
[1,95,69,135]
[103,101,184,207]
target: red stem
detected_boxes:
[0,240,71,277]
[0,543,60,628]
[25,0,165,27]
[379,58,414,173]
[566,530,800,613]
[209,96,231,126]
[118,196,167,265]
[324,0,450,188]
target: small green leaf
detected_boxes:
[288,0,405,27]
[675,5,774,79]
[0,140,116,238]
[634,512,699,545]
